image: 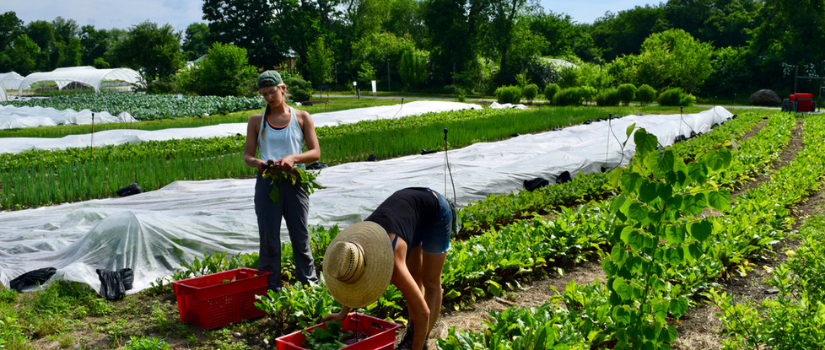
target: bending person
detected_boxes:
[323,187,457,350]
[243,70,320,291]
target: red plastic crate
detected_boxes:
[276,313,401,350]
[172,268,272,329]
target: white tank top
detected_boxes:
[258,106,306,170]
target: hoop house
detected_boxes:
[0,84,6,102]
[0,72,24,91]
[18,67,143,94]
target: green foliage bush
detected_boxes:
[617,83,637,105]
[595,88,620,106]
[636,84,657,105]
[544,83,560,104]
[556,65,579,88]
[399,48,428,89]
[175,42,257,97]
[495,85,522,104]
[283,73,314,102]
[579,86,597,104]
[553,87,583,106]
[657,88,695,106]
[522,84,539,102]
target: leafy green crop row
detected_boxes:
[2,93,265,121]
[437,114,824,348]
[458,111,765,236]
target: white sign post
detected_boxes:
[371,80,377,97]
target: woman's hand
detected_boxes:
[322,311,347,323]
[277,155,296,171]
[259,159,278,173]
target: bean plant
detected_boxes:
[601,125,732,349]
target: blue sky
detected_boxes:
[7,0,659,33]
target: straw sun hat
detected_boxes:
[323,221,394,308]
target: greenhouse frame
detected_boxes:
[17,67,143,94]
[0,72,24,92]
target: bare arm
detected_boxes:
[243,114,268,173]
[390,239,429,350]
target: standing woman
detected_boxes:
[244,70,320,291]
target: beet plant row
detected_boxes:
[437,114,824,348]
[458,111,766,237]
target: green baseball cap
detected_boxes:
[257,70,283,89]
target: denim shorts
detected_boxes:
[421,189,452,255]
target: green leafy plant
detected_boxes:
[636,85,657,106]
[522,83,539,103]
[543,83,560,104]
[301,322,353,350]
[617,84,637,106]
[261,166,325,203]
[494,85,522,104]
[124,336,171,350]
[601,125,732,349]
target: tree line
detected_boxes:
[0,0,823,99]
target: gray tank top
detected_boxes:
[257,106,306,170]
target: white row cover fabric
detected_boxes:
[0,72,24,91]
[0,107,733,293]
[0,105,136,130]
[17,66,143,94]
[0,101,481,154]
[489,102,528,110]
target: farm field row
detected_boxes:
[1,106,620,210]
[0,107,789,349]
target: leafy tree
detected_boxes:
[79,25,111,66]
[589,5,669,62]
[527,10,575,57]
[51,16,79,44]
[177,42,257,97]
[350,32,415,90]
[399,47,428,89]
[0,11,23,51]
[202,0,283,68]
[640,29,714,92]
[54,37,82,68]
[384,0,428,47]
[26,20,56,71]
[306,37,335,89]
[576,62,613,91]
[424,0,488,85]
[110,21,184,79]
[4,34,39,75]
[182,23,211,61]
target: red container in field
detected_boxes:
[172,268,271,329]
[276,313,402,350]
[791,93,814,111]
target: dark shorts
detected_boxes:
[421,189,452,255]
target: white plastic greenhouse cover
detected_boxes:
[0,105,137,130]
[0,72,24,91]
[0,101,481,154]
[0,84,6,102]
[0,107,733,294]
[17,66,143,94]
